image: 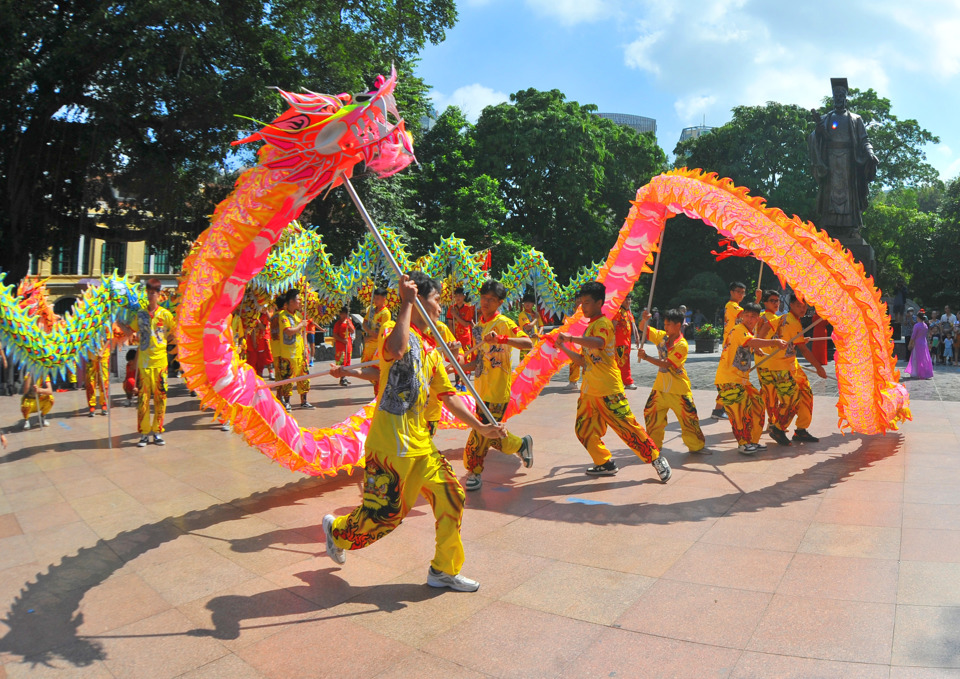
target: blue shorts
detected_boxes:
[306,333,315,344]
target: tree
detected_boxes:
[404,106,507,258]
[472,89,666,280]
[0,0,457,284]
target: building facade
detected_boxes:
[597,112,657,138]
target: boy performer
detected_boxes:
[638,308,706,454]
[84,343,110,417]
[275,290,314,410]
[711,281,747,419]
[362,287,392,392]
[333,306,355,386]
[446,286,475,354]
[517,293,541,361]
[614,296,638,390]
[21,374,54,429]
[714,302,786,454]
[555,282,671,481]
[759,295,827,446]
[461,280,534,491]
[324,272,507,592]
[755,289,782,426]
[126,278,175,446]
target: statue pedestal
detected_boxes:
[839,236,876,281]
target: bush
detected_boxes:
[695,323,722,340]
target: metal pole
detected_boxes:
[757,261,764,291]
[260,359,380,389]
[106,349,112,449]
[636,227,666,348]
[753,316,826,371]
[342,177,500,425]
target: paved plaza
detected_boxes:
[1,354,959,678]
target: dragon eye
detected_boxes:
[274,114,311,132]
[353,93,373,103]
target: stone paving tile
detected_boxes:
[730,651,890,678]
[892,605,960,669]
[898,561,960,606]
[798,522,901,560]
[178,654,267,679]
[777,552,900,603]
[661,542,794,592]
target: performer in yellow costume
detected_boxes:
[517,293,541,361]
[361,287,392,393]
[84,343,110,416]
[757,295,827,446]
[714,302,786,454]
[21,374,54,429]
[555,282,671,482]
[755,289,783,427]
[274,289,313,410]
[638,308,706,454]
[324,272,507,593]
[461,280,534,491]
[127,278,175,446]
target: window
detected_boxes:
[51,244,76,275]
[101,242,126,275]
[143,243,172,274]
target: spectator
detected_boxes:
[692,308,707,329]
[892,280,908,323]
[928,311,942,364]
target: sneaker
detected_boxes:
[137,435,150,447]
[323,514,346,564]
[711,408,727,420]
[585,460,619,476]
[463,472,482,491]
[300,401,315,410]
[427,566,480,592]
[281,400,291,412]
[339,378,351,386]
[624,383,638,390]
[518,435,534,468]
[40,418,49,427]
[88,409,95,418]
[126,397,132,407]
[220,423,230,432]
[101,408,108,416]
[793,429,820,443]
[652,455,672,483]
[22,419,30,430]
[769,426,792,447]
[152,434,165,446]
[738,443,758,455]
[753,441,767,450]
[566,381,579,390]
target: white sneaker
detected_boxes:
[40,418,49,427]
[152,434,165,446]
[651,456,672,483]
[22,419,30,431]
[427,566,480,592]
[738,443,758,455]
[323,514,346,564]
[463,472,482,491]
[220,423,230,431]
[137,435,150,447]
[518,435,534,468]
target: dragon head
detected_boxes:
[233,67,415,198]
[16,276,59,333]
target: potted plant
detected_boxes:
[694,323,722,353]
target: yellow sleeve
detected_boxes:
[667,340,687,369]
[502,316,526,338]
[429,350,455,397]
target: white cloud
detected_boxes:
[624,32,663,74]
[525,0,611,25]
[674,94,717,123]
[431,84,510,122]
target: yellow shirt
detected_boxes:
[764,312,804,371]
[473,313,527,403]
[424,320,456,423]
[131,307,174,370]
[517,310,541,336]
[647,327,693,395]
[366,322,454,457]
[723,300,743,343]
[580,315,623,397]
[755,310,779,357]
[364,306,392,346]
[276,310,303,360]
[715,324,755,386]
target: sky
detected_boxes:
[416,0,960,181]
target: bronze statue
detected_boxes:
[808,78,878,239]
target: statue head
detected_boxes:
[830,77,848,112]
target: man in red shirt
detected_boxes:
[613,297,638,390]
[333,306,355,386]
[446,287,475,351]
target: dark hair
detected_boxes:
[762,289,780,304]
[126,349,137,362]
[522,292,535,304]
[577,281,607,304]
[663,308,685,324]
[741,302,762,314]
[729,281,746,292]
[408,270,441,298]
[145,277,162,292]
[339,305,349,314]
[453,286,465,296]
[479,279,506,301]
[282,288,300,308]
[373,287,387,297]
[918,313,928,323]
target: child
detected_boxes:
[638,307,707,455]
[333,305,355,386]
[714,302,787,454]
[461,279,534,491]
[84,343,110,417]
[755,289,783,427]
[446,286,475,354]
[305,318,317,367]
[21,374,54,429]
[710,281,748,419]
[275,289,313,409]
[761,295,827,446]
[362,287,392,392]
[517,293,541,361]
[554,282,671,481]
[613,296,637,390]
[323,272,507,593]
[246,306,274,379]
[945,334,955,367]
[123,349,138,406]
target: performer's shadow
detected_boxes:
[184,570,443,641]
